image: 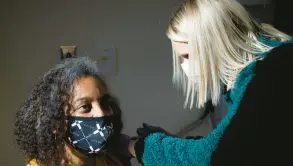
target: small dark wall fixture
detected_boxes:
[60,46,77,60]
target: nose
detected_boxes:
[91,102,106,117]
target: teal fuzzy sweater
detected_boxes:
[137,38,293,166]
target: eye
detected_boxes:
[78,104,92,113]
[181,54,189,59]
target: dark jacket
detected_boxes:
[135,39,293,166]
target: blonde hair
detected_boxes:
[167,0,291,109]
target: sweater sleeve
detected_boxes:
[135,132,214,166]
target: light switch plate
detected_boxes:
[60,46,77,60]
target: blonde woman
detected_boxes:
[128,0,293,165]
[14,57,132,166]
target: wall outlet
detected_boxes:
[60,46,77,60]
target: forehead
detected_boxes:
[72,76,106,99]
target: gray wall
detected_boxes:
[0,0,276,165]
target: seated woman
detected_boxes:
[14,57,132,166]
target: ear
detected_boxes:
[63,103,72,116]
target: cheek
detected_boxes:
[104,111,113,116]
[173,43,189,55]
[181,46,189,55]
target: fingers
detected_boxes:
[136,127,149,136]
[143,123,159,130]
[142,123,149,128]
[137,122,164,137]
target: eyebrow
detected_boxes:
[173,40,188,43]
[72,97,92,106]
[72,93,107,106]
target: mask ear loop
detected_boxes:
[53,129,58,142]
[107,105,115,132]
[65,103,78,118]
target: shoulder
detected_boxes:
[249,42,293,91]
[234,41,293,90]
[244,42,293,103]
[256,43,293,73]
[242,42,293,92]
[26,159,38,166]
[102,153,131,166]
[211,43,293,165]
[106,134,132,165]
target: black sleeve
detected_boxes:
[211,43,293,166]
[185,136,204,140]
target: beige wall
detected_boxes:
[0,0,276,165]
[0,1,205,165]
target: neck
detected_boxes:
[64,143,96,166]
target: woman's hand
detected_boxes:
[136,123,174,137]
[130,123,205,165]
[127,123,175,163]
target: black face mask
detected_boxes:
[65,115,117,155]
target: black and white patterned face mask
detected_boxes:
[66,116,115,155]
